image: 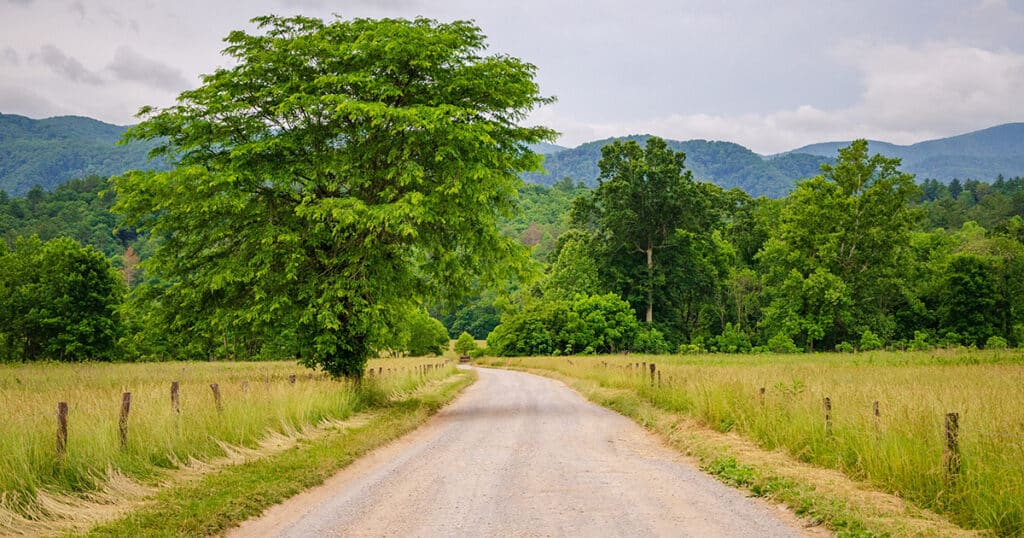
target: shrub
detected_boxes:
[633,326,670,354]
[985,335,1008,350]
[835,341,854,353]
[487,293,640,356]
[715,323,752,353]
[859,330,883,351]
[767,333,800,353]
[909,330,931,351]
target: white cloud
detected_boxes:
[545,41,1024,154]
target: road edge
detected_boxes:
[80,371,476,537]
[489,365,977,538]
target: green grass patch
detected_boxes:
[82,371,473,537]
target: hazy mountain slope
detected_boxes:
[788,123,1024,181]
[0,114,167,196]
[524,135,828,198]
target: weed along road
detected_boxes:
[232,367,806,537]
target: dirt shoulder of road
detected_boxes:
[504,366,978,538]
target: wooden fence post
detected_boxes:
[944,412,960,482]
[210,383,222,413]
[759,387,766,405]
[657,371,662,387]
[56,402,68,458]
[118,392,132,450]
[171,381,180,414]
[823,396,832,436]
[241,380,249,394]
[873,400,880,434]
[649,363,656,386]
[289,374,296,385]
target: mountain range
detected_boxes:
[528,123,1024,198]
[2,113,1022,198]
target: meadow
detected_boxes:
[481,350,1024,536]
[0,358,455,531]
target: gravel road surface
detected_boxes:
[231,367,809,537]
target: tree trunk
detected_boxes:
[646,245,654,323]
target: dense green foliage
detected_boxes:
[487,293,642,356]
[0,114,167,196]
[487,138,1024,355]
[112,15,553,377]
[0,236,124,361]
[0,176,132,258]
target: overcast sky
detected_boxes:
[1,0,1022,153]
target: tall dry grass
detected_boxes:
[483,350,1024,536]
[0,358,454,524]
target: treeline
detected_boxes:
[3,141,1023,361]
[0,179,450,362]
[483,138,1024,355]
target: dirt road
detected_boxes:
[231,367,809,537]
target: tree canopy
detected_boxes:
[113,15,554,377]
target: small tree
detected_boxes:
[454,331,478,355]
[0,236,124,361]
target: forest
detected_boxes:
[2,138,1023,362]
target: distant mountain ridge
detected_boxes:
[530,123,1024,198]
[0,113,166,196]
[2,113,1022,199]
[786,123,1024,184]
[524,135,830,198]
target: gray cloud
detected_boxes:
[107,46,189,91]
[2,47,18,65]
[2,0,33,5]
[35,44,103,84]
[69,0,84,20]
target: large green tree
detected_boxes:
[576,137,711,326]
[114,15,554,377]
[759,140,920,349]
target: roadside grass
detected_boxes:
[81,371,474,537]
[480,350,1023,537]
[0,358,460,535]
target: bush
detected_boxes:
[633,326,670,354]
[487,294,640,356]
[985,335,1008,350]
[767,333,799,353]
[714,323,752,353]
[909,330,931,351]
[454,331,477,355]
[859,330,883,351]
[835,341,854,353]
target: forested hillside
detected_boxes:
[522,135,831,198]
[0,114,167,196]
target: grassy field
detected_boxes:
[0,357,455,533]
[481,350,1024,537]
